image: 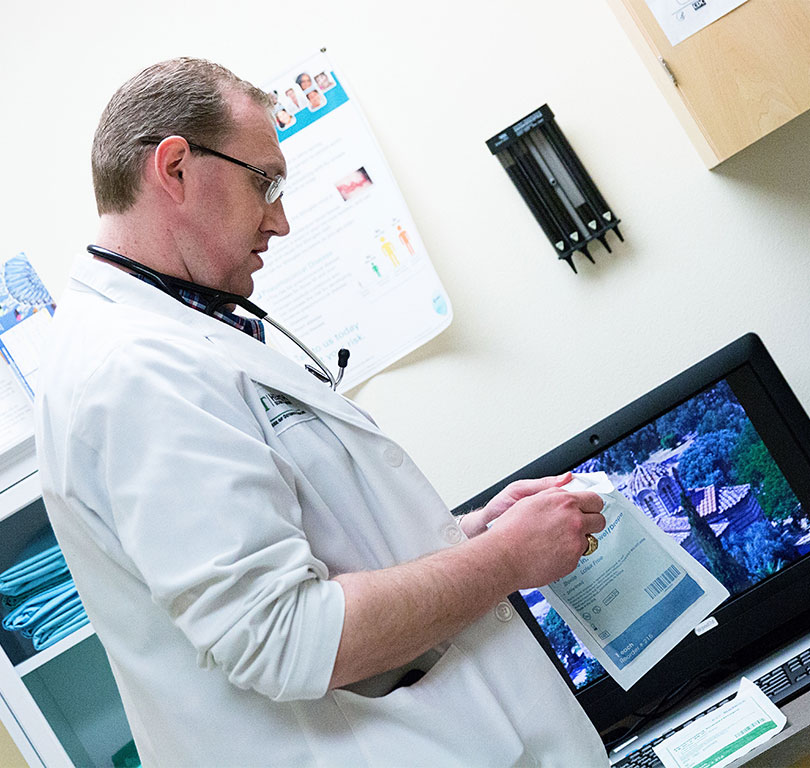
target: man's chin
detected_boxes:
[222,275,254,301]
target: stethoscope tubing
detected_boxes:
[86,245,346,390]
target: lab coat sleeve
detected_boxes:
[68,334,345,702]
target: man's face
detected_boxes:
[180,93,290,296]
[298,74,312,90]
[307,91,322,108]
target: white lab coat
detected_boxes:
[35,255,608,768]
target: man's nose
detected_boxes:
[263,198,290,237]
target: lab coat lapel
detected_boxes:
[202,320,378,434]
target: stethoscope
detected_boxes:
[87,245,349,390]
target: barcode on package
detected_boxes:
[645,565,681,598]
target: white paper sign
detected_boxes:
[0,253,56,400]
[645,0,749,46]
[0,361,33,456]
[653,677,786,768]
[0,252,53,460]
[0,309,52,398]
[253,51,452,390]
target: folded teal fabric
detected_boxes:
[19,595,83,638]
[1,576,89,651]
[31,606,90,650]
[2,580,77,631]
[0,545,69,596]
[0,542,89,653]
[1,574,73,609]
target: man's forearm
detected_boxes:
[328,480,605,691]
[329,531,514,690]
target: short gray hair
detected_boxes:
[91,57,271,215]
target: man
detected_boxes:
[35,57,608,767]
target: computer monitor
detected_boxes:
[454,333,810,742]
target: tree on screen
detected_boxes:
[678,430,738,488]
[598,424,660,473]
[680,491,751,594]
[733,422,801,522]
[724,520,796,579]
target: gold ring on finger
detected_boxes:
[583,534,599,557]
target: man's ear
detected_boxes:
[152,136,190,204]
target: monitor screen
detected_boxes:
[518,375,809,693]
[454,334,810,737]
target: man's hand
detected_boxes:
[487,483,605,587]
[458,473,574,538]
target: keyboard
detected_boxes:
[612,648,810,768]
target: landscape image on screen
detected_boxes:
[521,379,810,690]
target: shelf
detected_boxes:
[0,472,40,524]
[0,438,35,494]
[14,624,95,677]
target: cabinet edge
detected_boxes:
[604,0,724,168]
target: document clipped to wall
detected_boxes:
[253,51,452,390]
[0,253,55,459]
[644,0,749,46]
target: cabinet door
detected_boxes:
[611,0,810,165]
[0,692,43,768]
[0,473,135,767]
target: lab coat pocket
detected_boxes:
[332,644,526,767]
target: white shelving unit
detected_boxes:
[0,684,48,768]
[15,624,96,678]
[0,449,135,767]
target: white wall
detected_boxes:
[2,0,809,508]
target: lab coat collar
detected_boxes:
[68,254,378,434]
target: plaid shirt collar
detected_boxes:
[132,273,265,343]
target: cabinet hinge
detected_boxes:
[658,57,678,86]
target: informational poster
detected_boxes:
[0,361,32,457]
[645,0,749,46]
[253,51,452,390]
[0,254,55,400]
[0,253,55,457]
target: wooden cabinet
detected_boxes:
[607,0,810,167]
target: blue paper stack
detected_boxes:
[0,543,90,652]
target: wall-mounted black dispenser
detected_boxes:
[486,104,622,273]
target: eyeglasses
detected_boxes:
[139,137,286,204]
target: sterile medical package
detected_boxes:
[541,472,730,690]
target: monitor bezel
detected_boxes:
[453,333,810,736]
